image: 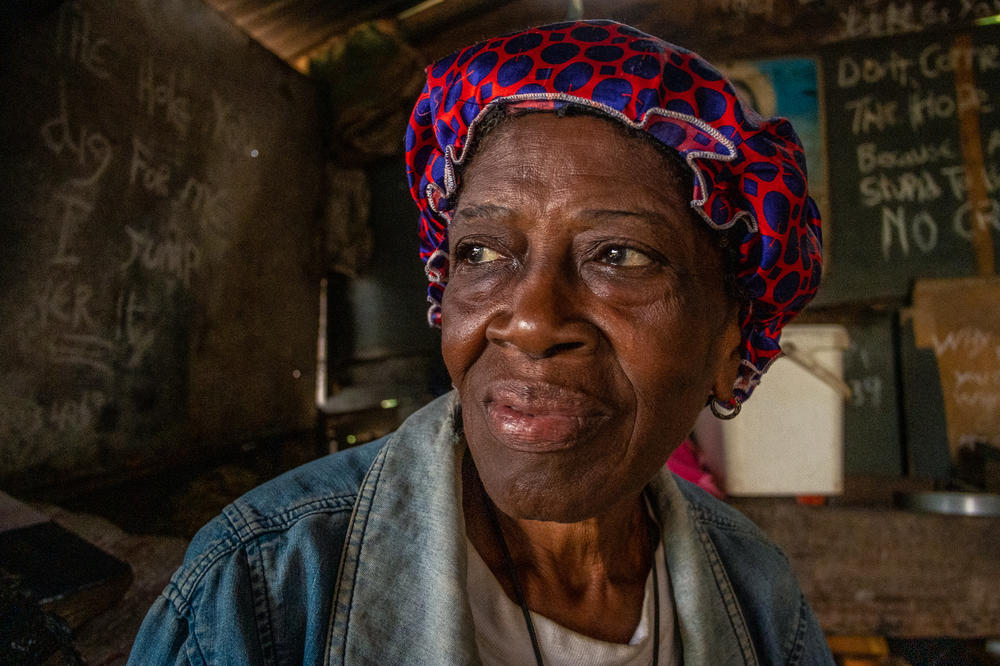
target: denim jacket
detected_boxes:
[129,393,834,665]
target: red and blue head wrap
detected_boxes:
[404,20,822,404]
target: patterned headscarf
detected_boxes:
[404,20,822,405]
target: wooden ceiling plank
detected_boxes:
[279,0,417,61]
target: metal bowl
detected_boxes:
[895,491,1000,517]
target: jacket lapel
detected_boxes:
[326,393,481,665]
[649,471,759,666]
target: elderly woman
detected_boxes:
[130,20,831,665]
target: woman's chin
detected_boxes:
[480,468,629,524]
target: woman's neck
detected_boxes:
[462,453,655,643]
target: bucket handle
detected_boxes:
[780,342,853,401]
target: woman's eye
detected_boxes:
[599,246,653,267]
[461,244,503,264]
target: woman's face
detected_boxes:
[442,113,741,522]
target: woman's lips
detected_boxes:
[483,383,610,451]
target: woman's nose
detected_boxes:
[484,262,598,359]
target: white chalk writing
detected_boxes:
[932,326,992,357]
[210,90,251,153]
[837,52,917,89]
[708,0,776,20]
[119,290,157,369]
[881,206,938,258]
[129,134,172,197]
[930,320,1000,449]
[839,0,1000,40]
[846,95,898,134]
[48,192,92,267]
[850,375,885,408]
[988,129,1000,157]
[48,333,115,377]
[137,57,192,137]
[40,80,113,186]
[953,199,1000,241]
[908,85,992,130]
[840,2,928,39]
[860,170,942,207]
[121,224,202,287]
[0,390,107,441]
[55,2,111,79]
[940,165,1000,199]
[919,41,1000,78]
[27,278,98,333]
[173,176,231,236]
[955,390,1000,411]
[856,140,955,174]
[954,368,1000,389]
[47,391,107,432]
[880,198,1000,259]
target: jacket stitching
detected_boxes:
[246,536,278,665]
[340,452,386,664]
[232,496,358,536]
[183,616,208,666]
[783,595,809,665]
[693,510,759,665]
[325,444,389,666]
[164,500,357,614]
[689,504,767,537]
[689,505,791,565]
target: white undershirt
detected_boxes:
[466,537,678,666]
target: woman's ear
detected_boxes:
[711,310,744,404]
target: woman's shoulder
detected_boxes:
[673,476,833,665]
[130,438,391,664]
[168,437,388,603]
[673,475,794,585]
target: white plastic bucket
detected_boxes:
[696,324,849,496]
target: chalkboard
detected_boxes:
[842,313,904,476]
[899,317,951,480]
[0,0,324,491]
[816,24,1000,304]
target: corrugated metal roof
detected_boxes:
[203,0,420,63]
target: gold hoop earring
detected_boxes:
[710,399,741,420]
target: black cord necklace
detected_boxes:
[481,495,660,666]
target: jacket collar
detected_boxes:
[648,473,759,665]
[327,392,756,665]
[327,393,479,665]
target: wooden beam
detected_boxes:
[952,33,996,277]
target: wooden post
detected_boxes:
[953,33,996,278]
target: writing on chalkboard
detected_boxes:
[1,0,323,488]
[41,81,113,187]
[0,390,108,462]
[913,279,1000,453]
[820,26,1000,302]
[930,326,1000,440]
[840,313,905,476]
[837,42,1000,90]
[5,0,243,464]
[137,57,193,138]
[704,0,778,21]
[838,0,1000,40]
[55,2,111,80]
[838,43,997,137]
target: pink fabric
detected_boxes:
[667,439,724,498]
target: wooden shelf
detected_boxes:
[731,499,1000,638]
